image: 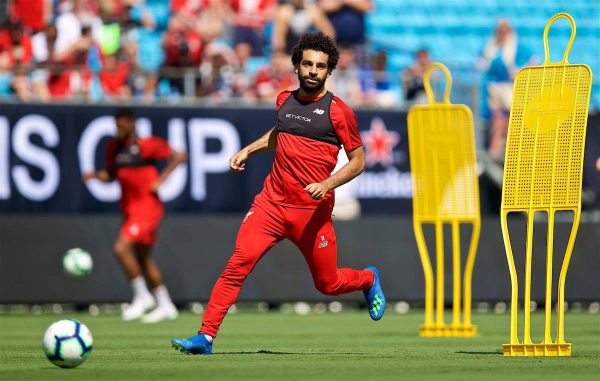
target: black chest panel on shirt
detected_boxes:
[113,140,153,168]
[277,90,340,146]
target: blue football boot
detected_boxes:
[171,333,213,355]
[363,266,386,321]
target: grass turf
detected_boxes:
[0,310,599,381]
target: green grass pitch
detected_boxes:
[1,310,599,381]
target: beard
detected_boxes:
[298,73,326,93]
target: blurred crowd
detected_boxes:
[0,0,402,107]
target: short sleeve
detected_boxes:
[276,90,293,111]
[330,96,362,151]
[140,137,171,160]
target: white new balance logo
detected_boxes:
[318,235,328,249]
[313,108,325,115]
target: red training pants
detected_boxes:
[199,198,374,337]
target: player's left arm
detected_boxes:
[142,137,188,193]
[305,97,364,200]
[151,148,188,193]
[304,147,365,200]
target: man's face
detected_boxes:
[417,50,429,65]
[115,116,135,140]
[297,49,330,94]
[496,20,512,42]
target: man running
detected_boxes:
[171,32,385,354]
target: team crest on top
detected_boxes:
[318,235,328,249]
[361,117,400,167]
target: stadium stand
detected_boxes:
[0,0,598,110]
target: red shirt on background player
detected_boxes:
[171,32,386,355]
[83,108,187,323]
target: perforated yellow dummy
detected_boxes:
[500,13,593,356]
[408,62,480,337]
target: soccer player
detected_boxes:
[82,107,187,323]
[171,32,385,355]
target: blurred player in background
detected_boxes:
[82,107,187,323]
[171,32,385,355]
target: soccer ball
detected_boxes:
[62,248,93,278]
[42,319,93,368]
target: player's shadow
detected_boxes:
[455,351,503,356]
[219,350,298,355]
[218,350,366,355]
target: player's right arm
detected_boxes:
[82,169,113,183]
[82,139,116,182]
[230,126,278,171]
[230,91,291,172]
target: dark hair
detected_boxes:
[290,32,339,72]
[114,107,136,120]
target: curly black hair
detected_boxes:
[114,107,136,120]
[290,32,339,72]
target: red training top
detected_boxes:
[106,136,171,214]
[256,89,362,210]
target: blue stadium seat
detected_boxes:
[369,0,600,109]
[244,56,270,76]
[131,0,170,31]
[136,29,165,72]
